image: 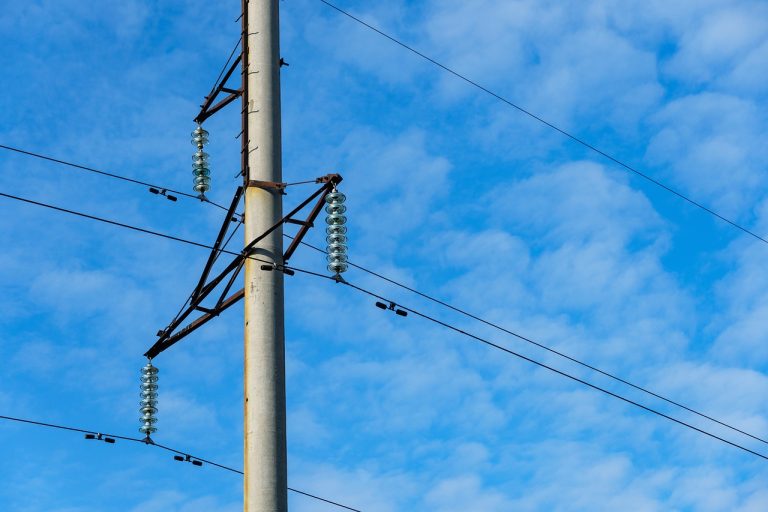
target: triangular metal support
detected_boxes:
[194,55,243,125]
[143,173,343,359]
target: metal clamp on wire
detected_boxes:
[375,301,408,317]
[259,263,295,276]
[173,454,203,467]
[148,187,178,202]
[84,433,116,444]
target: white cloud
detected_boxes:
[663,4,768,86]
[646,92,768,218]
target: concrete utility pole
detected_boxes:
[242,0,287,511]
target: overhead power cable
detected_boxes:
[0,190,250,259]
[0,414,362,512]
[4,189,767,462]
[286,237,768,448]
[318,0,768,248]
[281,266,768,463]
[0,144,229,211]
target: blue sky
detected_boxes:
[1,0,768,510]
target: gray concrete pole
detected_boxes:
[242,1,287,511]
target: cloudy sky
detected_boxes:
[1,0,768,510]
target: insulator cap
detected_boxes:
[327,242,347,255]
[326,224,347,235]
[328,261,349,273]
[139,425,157,435]
[325,203,347,215]
[325,191,346,204]
[191,126,209,146]
[327,252,348,263]
[194,180,211,194]
[326,233,347,245]
[325,213,347,226]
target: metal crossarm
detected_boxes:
[144,174,342,360]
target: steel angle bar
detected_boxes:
[283,173,342,262]
[145,289,245,359]
[145,251,245,358]
[215,258,245,310]
[194,55,243,124]
[198,92,242,124]
[191,187,244,302]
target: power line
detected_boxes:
[283,266,768,463]
[0,414,362,512]
[317,0,768,248]
[4,188,767,462]
[0,144,229,211]
[0,190,247,259]
[285,488,363,512]
[287,237,768,448]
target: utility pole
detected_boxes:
[146,2,339,509]
[242,0,287,511]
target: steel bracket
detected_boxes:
[247,180,287,194]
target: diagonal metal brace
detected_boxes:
[146,289,245,359]
[191,187,243,303]
[194,55,243,124]
[283,173,342,262]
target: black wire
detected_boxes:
[0,414,98,436]
[0,414,362,511]
[283,266,768,463]
[206,36,243,100]
[4,189,765,462]
[285,237,768,448]
[286,488,362,512]
[318,0,768,248]
[0,190,252,260]
[0,144,229,211]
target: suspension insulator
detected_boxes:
[191,124,211,197]
[325,189,348,274]
[139,361,159,436]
